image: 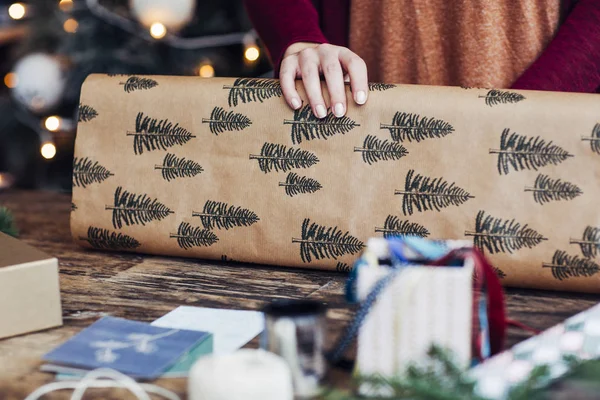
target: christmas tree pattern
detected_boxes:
[279,173,322,197]
[581,123,600,155]
[71,203,77,211]
[107,186,173,229]
[249,142,319,173]
[202,107,251,135]
[285,105,360,144]
[120,76,158,93]
[570,226,600,259]
[479,89,525,107]
[543,250,600,281]
[354,135,408,165]
[380,112,454,143]
[193,200,259,230]
[493,267,507,279]
[336,262,352,272]
[293,218,364,263]
[369,83,396,91]
[129,112,195,155]
[155,153,203,182]
[78,103,98,122]
[80,226,141,250]
[375,215,430,238]
[465,210,547,254]
[525,174,582,205]
[396,170,474,215]
[170,222,218,250]
[73,157,113,188]
[224,78,283,107]
[490,129,573,175]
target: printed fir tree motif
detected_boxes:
[78,103,98,122]
[193,200,259,230]
[493,267,507,279]
[525,174,582,205]
[380,112,454,143]
[72,157,113,188]
[491,129,573,175]
[79,226,141,250]
[479,89,525,107]
[396,170,474,216]
[543,250,600,281]
[71,203,77,211]
[224,78,283,107]
[570,226,600,259]
[107,186,173,229]
[120,76,158,93]
[465,210,547,254]
[293,218,365,263]
[336,262,352,273]
[285,105,360,145]
[375,215,430,238]
[249,142,319,173]
[279,172,322,197]
[129,112,195,155]
[581,123,600,155]
[354,135,408,165]
[155,153,203,182]
[170,222,218,250]
[368,83,396,91]
[202,107,251,135]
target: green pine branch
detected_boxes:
[318,346,551,400]
[0,206,18,237]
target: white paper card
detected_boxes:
[151,306,265,354]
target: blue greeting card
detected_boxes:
[43,316,212,379]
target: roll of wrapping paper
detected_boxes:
[71,75,600,293]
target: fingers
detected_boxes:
[298,47,327,118]
[320,45,347,117]
[279,55,302,110]
[339,49,369,105]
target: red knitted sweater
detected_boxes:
[244,0,600,93]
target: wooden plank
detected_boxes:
[0,190,597,399]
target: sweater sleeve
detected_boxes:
[243,0,328,75]
[511,0,600,93]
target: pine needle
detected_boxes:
[0,206,17,237]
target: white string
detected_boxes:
[24,368,181,400]
[84,0,255,50]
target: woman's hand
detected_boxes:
[280,42,368,119]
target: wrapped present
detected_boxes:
[71,75,600,292]
[350,238,501,395]
[470,303,600,399]
[0,232,62,339]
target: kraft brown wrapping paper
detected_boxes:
[71,74,600,293]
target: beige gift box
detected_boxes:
[0,233,62,339]
[72,75,600,293]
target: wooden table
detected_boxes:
[0,190,598,400]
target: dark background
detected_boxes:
[0,0,271,192]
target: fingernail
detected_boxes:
[315,104,327,118]
[291,98,301,109]
[333,103,345,117]
[356,91,367,105]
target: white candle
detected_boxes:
[188,349,294,400]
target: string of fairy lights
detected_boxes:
[2,0,262,161]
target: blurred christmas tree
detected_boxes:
[0,0,270,191]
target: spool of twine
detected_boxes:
[188,349,294,400]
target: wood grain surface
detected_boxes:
[0,190,598,399]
